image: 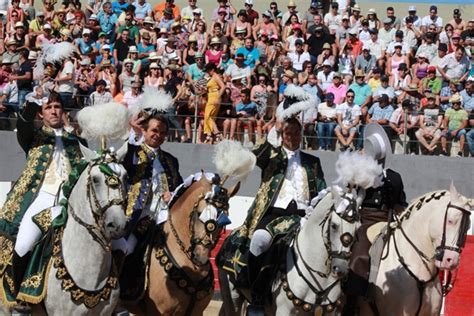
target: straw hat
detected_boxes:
[128,46,138,53]
[210,37,221,45]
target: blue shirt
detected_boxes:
[98,11,118,34]
[236,101,257,116]
[368,103,394,121]
[349,83,372,106]
[137,43,155,55]
[302,83,321,103]
[133,1,152,19]
[187,63,205,81]
[112,0,129,15]
[235,47,260,69]
[76,38,94,55]
[460,89,474,112]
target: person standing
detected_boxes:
[0,93,84,312]
[203,63,225,144]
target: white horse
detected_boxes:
[219,186,362,316]
[360,183,473,316]
[43,144,129,316]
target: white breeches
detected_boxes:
[15,191,61,257]
[249,229,273,257]
[112,234,138,256]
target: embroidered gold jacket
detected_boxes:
[216,139,327,273]
[123,144,183,223]
[0,105,84,238]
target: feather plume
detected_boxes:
[213,140,256,179]
[276,84,316,120]
[333,151,383,189]
[33,42,77,80]
[77,102,130,140]
[137,86,174,114]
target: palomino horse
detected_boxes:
[219,186,362,316]
[137,173,239,315]
[360,183,473,316]
[43,144,129,315]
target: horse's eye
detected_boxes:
[448,219,455,225]
[331,223,338,230]
[92,176,100,184]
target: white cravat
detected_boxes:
[272,147,310,210]
[41,128,71,195]
[144,144,168,222]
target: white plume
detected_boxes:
[77,102,130,140]
[213,140,256,179]
[276,84,316,120]
[33,42,77,80]
[138,86,174,114]
[333,151,383,189]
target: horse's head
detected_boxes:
[326,187,361,278]
[432,183,473,270]
[79,143,129,242]
[168,172,239,267]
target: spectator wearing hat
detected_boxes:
[35,23,54,48]
[335,15,351,50]
[349,4,362,30]
[438,46,471,83]
[326,72,347,105]
[144,62,164,89]
[287,38,310,72]
[28,11,45,38]
[205,37,224,66]
[10,21,29,51]
[96,60,117,94]
[74,58,96,107]
[403,6,421,28]
[278,70,295,102]
[349,69,372,109]
[3,38,19,65]
[181,0,203,23]
[317,91,337,150]
[323,2,341,36]
[114,28,135,65]
[158,7,176,31]
[307,14,329,36]
[387,42,409,79]
[335,89,361,150]
[212,9,231,39]
[415,93,443,154]
[97,2,118,40]
[421,5,442,34]
[440,94,468,156]
[317,60,335,93]
[153,0,180,21]
[96,44,116,65]
[284,23,304,52]
[139,17,157,44]
[366,8,381,30]
[137,31,155,61]
[302,1,319,32]
[119,59,139,93]
[373,75,395,103]
[76,29,96,57]
[355,45,376,75]
[122,80,143,112]
[211,0,236,24]
[392,63,412,100]
[306,25,335,66]
[89,79,113,106]
[281,0,301,26]
[345,28,363,57]
[379,17,396,44]
[243,0,259,27]
[224,53,251,87]
[253,10,278,41]
[231,9,252,40]
[420,66,442,95]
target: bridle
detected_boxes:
[168,176,231,267]
[286,193,357,311]
[69,156,126,252]
[435,202,471,259]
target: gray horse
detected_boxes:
[42,143,129,316]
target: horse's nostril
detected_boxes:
[107,222,115,228]
[447,258,452,262]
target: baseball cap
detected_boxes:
[438,43,448,52]
[95,79,107,87]
[427,66,436,73]
[395,30,404,37]
[333,72,341,78]
[398,63,407,71]
[382,17,392,24]
[325,92,335,101]
[381,75,389,82]
[430,5,437,13]
[369,28,378,34]
[379,94,389,102]
[452,31,461,38]
[408,5,416,12]
[295,39,304,46]
[453,9,460,15]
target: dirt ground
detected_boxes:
[204,300,222,316]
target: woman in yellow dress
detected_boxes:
[203,63,225,144]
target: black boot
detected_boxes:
[11,251,32,314]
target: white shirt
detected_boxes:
[271,147,309,210]
[366,39,386,60]
[41,128,71,195]
[317,71,335,92]
[288,51,311,72]
[57,61,74,94]
[421,15,443,28]
[336,102,361,126]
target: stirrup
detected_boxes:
[246,304,265,316]
[12,301,32,316]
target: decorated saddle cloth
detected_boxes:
[217,214,301,289]
[0,162,87,306]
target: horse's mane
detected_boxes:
[168,173,214,210]
[399,190,448,222]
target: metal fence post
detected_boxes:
[403,108,408,154]
[192,95,199,144]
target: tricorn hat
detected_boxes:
[364,123,391,165]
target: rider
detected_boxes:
[0,92,84,309]
[218,114,326,315]
[113,110,183,257]
[343,123,408,315]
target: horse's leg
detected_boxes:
[217,270,243,316]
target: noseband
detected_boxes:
[69,158,126,252]
[434,202,471,260]
[168,177,230,266]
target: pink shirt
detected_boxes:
[326,83,348,105]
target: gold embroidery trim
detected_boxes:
[33,208,52,234]
[126,148,149,217]
[0,236,13,272]
[20,272,43,289]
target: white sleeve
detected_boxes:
[128,129,144,145]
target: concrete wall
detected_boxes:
[1,131,472,201]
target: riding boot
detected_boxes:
[11,251,32,315]
[246,253,265,315]
[112,250,126,274]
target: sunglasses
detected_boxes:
[347,95,355,98]
[452,102,461,105]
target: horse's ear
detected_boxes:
[227,181,240,198]
[80,143,97,162]
[115,141,128,162]
[449,181,460,200]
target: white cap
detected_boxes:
[245,0,253,4]
[322,59,331,66]
[89,14,98,20]
[408,5,416,11]
[82,28,91,35]
[102,44,111,50]
[128,46,138,53]
[43,23,52,29]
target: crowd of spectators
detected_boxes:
[0,0,473,156]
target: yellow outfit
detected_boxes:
[204,77,221,135]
